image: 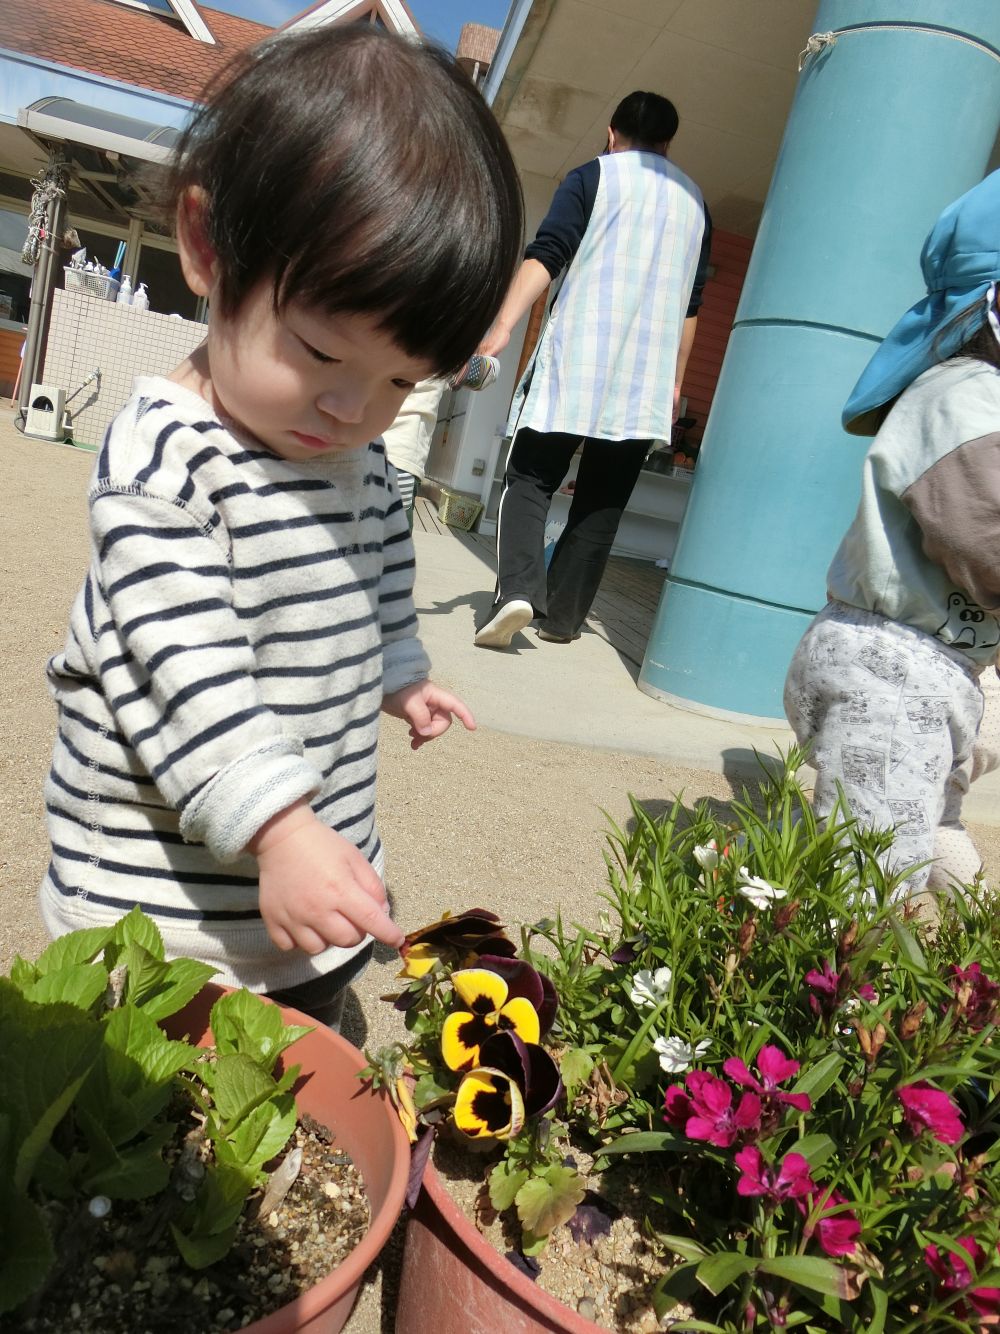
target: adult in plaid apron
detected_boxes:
[475,91,709,649]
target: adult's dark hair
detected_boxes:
[167,24,524,374]
[610,91,679,148]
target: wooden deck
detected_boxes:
[412,496,667,673]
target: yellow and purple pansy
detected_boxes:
[441,957,558,1072]
[397,909,517,986]
[453,1030,562,1141]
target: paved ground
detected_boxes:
[2,407,998,1330]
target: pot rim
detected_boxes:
[418,1158,602,1333]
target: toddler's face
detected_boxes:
[203,282,435,461]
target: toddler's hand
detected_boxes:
[383,679,476,750]
[248,800,402,955]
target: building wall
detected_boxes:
[681,227,753,436]
[43,289,205,445]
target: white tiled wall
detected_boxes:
[43,291,206,447]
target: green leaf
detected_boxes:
[791,1053,844,1103]
[0,1182,55,1313]
[864,1282,888,1334]
[559,1048,594,1097]
[888,916,926,971]
[515,1165,586,1237]
[8,956,39,993]
[171,1222,239,1270]
[659,1233,709,1263]
[216,1097,297,1177]
[209,989,312,1074]
[652,1261,700,1319]
[0,981,104,1189]
[413,1071,451,1106]
[757,1255,846,1297]
[131,958,217,1023]
[78,1112,173,1199]
[32,926,115,977]
[600,1131,689,1156]
[76,1005,194,1146]
[210,1053,280,1133]
[793,1134,837,1168]
[695,1251,756,1296]
[489,1158,529,1212]
[24,963,108,1011]
[112,906,166,961]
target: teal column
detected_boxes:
[639,1,1000,724]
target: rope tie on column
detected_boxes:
[799,23,1000,73]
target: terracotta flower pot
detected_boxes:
[167,984,409,1334]
[395,1160,601,1334]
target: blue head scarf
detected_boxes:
[843,168,1000,436]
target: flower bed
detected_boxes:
[370,755,1000,1331]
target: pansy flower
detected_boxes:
[442,966,548,1072]
[399,908,516,980]
[453,1031,562,1141]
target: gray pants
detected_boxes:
[784,602,990,893]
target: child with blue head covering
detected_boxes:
[784,169,1000,895]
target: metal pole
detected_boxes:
[17,153,68,422]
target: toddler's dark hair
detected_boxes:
[610,91,679,148]
[167,24,524,374]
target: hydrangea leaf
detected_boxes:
[29,926,113,978]
[0,1182,55,1314]
[515,1164,586,1237]
[77,1111,173,1199]
[209,989,312,1073]
[210,1053,279,1134]
[216,1097,297,1178]
[23,963,108,1012]
[134,958,218,1023]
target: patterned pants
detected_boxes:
[784,602,994,893]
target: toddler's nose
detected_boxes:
[317,388,367,424]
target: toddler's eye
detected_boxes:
[299,336,337,365]
[392,379,416,390]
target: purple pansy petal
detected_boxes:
[567,1191,621,1243]
[479,1030,530,1089]
[405,1126,436,1210]
[506,1250,541,1281]
[523,1042,563,1116]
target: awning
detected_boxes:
[16,98,184,219]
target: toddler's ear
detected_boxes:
[175,186,217,297]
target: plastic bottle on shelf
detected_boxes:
[131,283,149,313]
[116,275,132,306]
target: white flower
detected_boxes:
[693,841,720,873]
[736,867,787,911]
[629,966,672,1009]
[653,1035,711,1074]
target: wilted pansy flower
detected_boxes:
[453,1031,562,1141]
[399,908,516,980]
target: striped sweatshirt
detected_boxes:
[42,376,430,991]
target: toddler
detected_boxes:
[41,24,524,1023]
[785,170,1000,894]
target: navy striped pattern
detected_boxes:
[42,377,430,992]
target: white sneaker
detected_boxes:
[474,598,534,648]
